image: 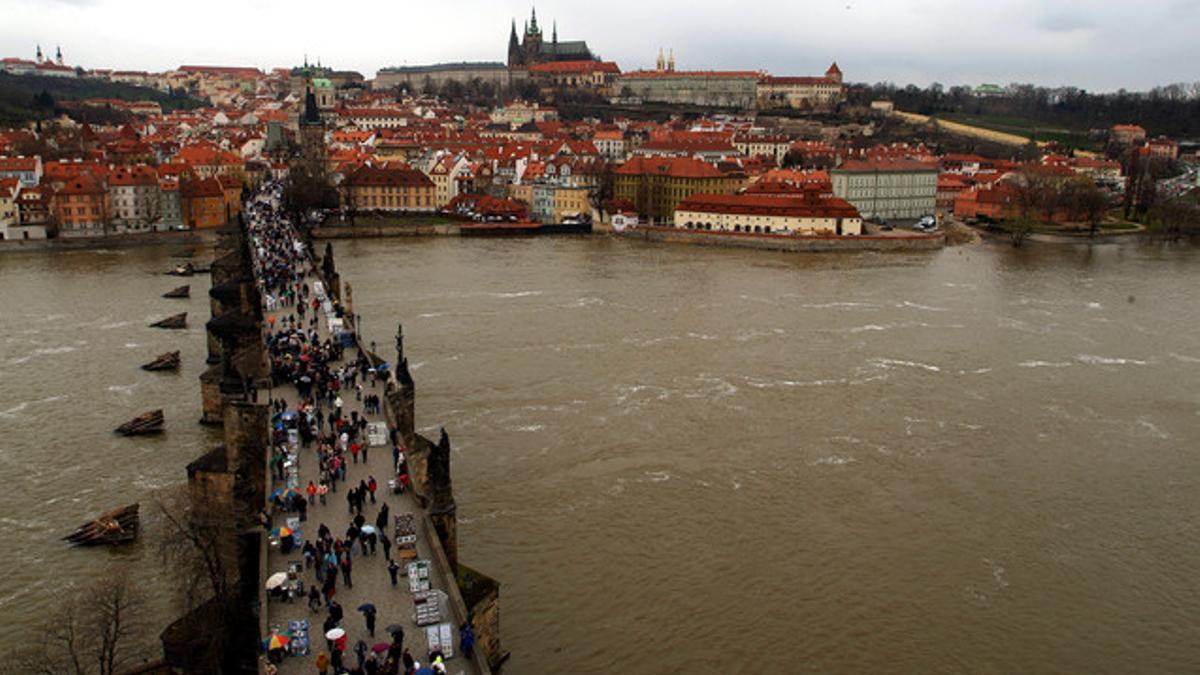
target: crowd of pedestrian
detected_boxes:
[247,187,471,675]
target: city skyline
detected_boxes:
[3,0,1200,92]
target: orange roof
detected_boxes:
[615,156,729,179]
[621,70,760,79]
[835,159,938,173]
[528,60,620,75]
[678,191,860,219]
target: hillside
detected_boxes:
[0,73,207,126]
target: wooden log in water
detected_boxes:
[63,503,140,546]
[115,409,164,436]
[162,285,190,299]
[150,312,187,329]
[141,351,181,372]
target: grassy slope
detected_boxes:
[936,111,1099,150]
[0,73,206,125]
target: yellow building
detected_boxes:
[614,156,745,224]
[342,164,436,212]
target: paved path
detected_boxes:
[251,202,471,675]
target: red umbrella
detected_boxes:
[372,642,392,654]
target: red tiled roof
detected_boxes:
[620,70,760,79]
[528,60,620,75]
[760,76,837,86]
[345,165,433,188]
[835,159,939,173]
[678,191,860,219]
[615,156,728,179]
[0,156,39,172]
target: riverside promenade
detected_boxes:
[248,193,486,675]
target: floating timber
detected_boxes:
[166,263,195,276]
[150,312,188,329]
[162,285,190,299]
[141,351,181,372]
[115,409,164,436]
[63,503,140,546]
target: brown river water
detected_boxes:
[1,236,1198,674]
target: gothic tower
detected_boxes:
[507,19,522,66]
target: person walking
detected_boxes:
[380,532,392,561]
[367,476,377,504]
[360,603,377,637]
[341,553,353,588]
[316,651,330,675]
[387,559,400,587]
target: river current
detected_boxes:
[1,237,1198,673]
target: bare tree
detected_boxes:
[3,568,149,675]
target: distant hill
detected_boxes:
[0,73,207,126]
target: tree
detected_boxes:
[3,568,149,675]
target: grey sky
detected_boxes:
[2,0,1197,91]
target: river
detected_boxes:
[1,236,1198,673]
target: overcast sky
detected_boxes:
[3,0,1197,91]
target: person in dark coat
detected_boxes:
[329,601,343,625]
[361,604,377,636]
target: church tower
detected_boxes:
[523,7,543,64]
[299,77,325,161]
[55,45,63,66]
[507,19,522,66]
[36,45,43,63]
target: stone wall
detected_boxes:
[622,225,945,253]
[311,221,461,239]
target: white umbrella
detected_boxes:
[360,525,377,535]
[265,572,288,590]
[325,627,346,641]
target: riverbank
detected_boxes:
[0,229,214,253]
[618,224,944,252]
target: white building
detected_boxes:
[831,159,938,220]
[0,156,43,188]
[674,191,863,235]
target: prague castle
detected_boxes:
[507,8,598,67]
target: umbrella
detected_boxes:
[414,668,434,675]
[385,624,404,636]
[270,526,295,539]
[265,572,289,590]
[270,487,302,501]
[372,642,392,654]
[325,627,346,641]
[357,602,377,614]
[263,632,291,650]
[360,525,377,535]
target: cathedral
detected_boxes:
[507,8,596,67]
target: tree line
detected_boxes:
[848,81,1200,138]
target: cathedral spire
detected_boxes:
[529,6,539,35]
[553,20,558,44]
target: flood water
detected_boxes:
[2,236,1199,673]
[0,244,219,659]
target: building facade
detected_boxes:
[616,69,760,109]
[831,159,938,220]
[108,165,161,231]
[342,164,436,213]
[674,190,863,235]
[756,64,844,110]
[53,173,111,237]
[614,156,746,224]
[373,63,523,93]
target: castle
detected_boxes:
[507,7,596,67]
